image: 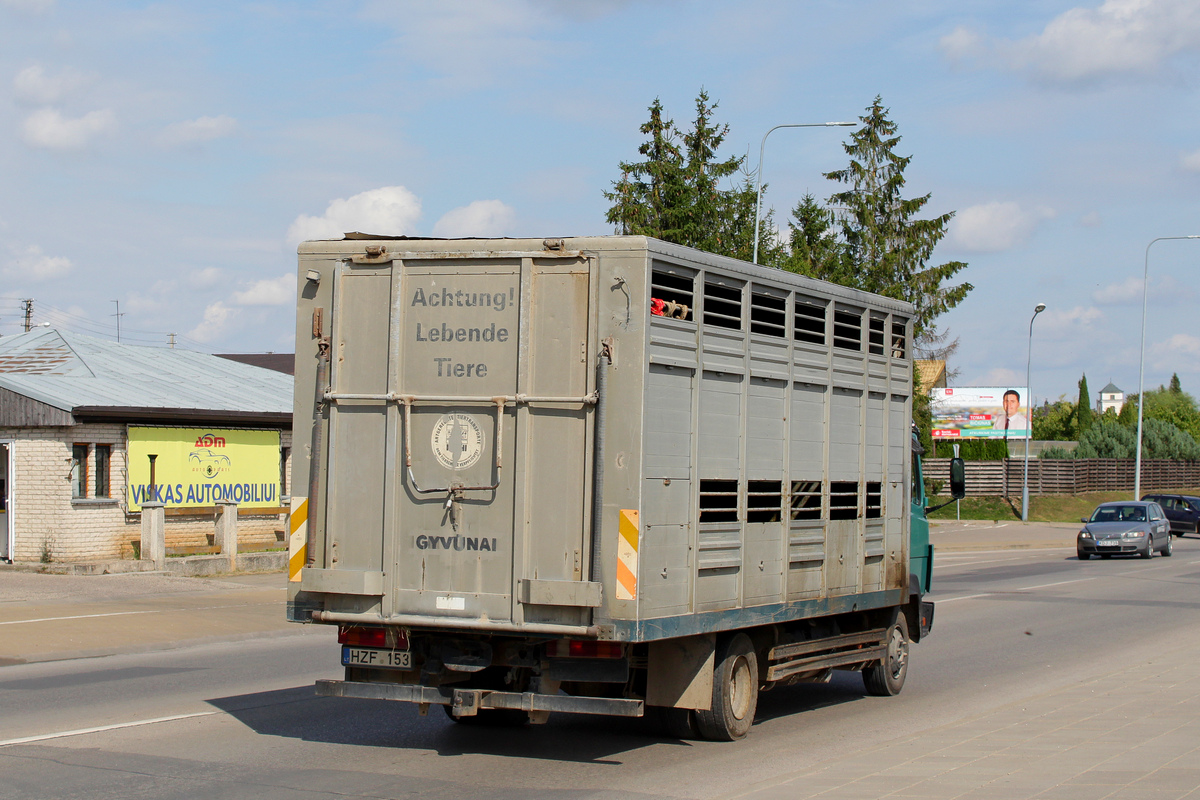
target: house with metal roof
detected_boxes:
[1098,381,1124,415]
[0,329,294,564]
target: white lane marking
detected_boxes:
[0,610,160,626]
[937,577,1095,604]
[1016,577,1094,591]
[0,711,219,747]
[0,600,276,626]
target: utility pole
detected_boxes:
[22,299,33,332]
[111,300,124,343]
[167,333,176,349]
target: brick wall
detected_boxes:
[0,425,293,564]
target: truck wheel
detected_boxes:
[863,613,909,697]
[695,633,758,741]
[646,706,699,739]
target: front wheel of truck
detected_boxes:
[863,613,910,697]
[695,633,758,741]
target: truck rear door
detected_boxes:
[322,249,596,628]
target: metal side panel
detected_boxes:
[325,267,392,573]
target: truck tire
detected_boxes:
[646,706,699,739]
[863,613,909,697]
[695,633,758,741]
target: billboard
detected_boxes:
[931,387,1030,440]
[126,426,282,511]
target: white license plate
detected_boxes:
[1097,540,1120,547]
[342,647,412,669]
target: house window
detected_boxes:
[71,444,89,498]
[95,445,111,498]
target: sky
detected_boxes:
[1,0,1198,407]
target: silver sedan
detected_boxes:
[1077,501,1173,560]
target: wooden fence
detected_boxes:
[923,458,1200,497]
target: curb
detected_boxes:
[0,552,286,577]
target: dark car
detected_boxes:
[1077,500,1172,560]
[1141,494,1200,537]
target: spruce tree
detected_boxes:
[604,90,770,261]
[819,97,972,336]
[1077,374,1094,436]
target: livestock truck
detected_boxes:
[286,235,963,740]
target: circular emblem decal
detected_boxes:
[431,413,484,471]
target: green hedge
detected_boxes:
[930,438,1011,460]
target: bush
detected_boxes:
[932,438,1010,460]
[1039,445,1073,459]
[1073,418,1200,460]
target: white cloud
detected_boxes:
[976,367,1024,387]
[432,200,517,238]
[1079,211,1103,227]
[188,301,236,343]
[364,1,550,91]
[1182,148,1200,172]
[188,267,225,289]
[939,26,984,65]
[1041,305,1104,331]
[21,107,115,150]
[13,64,90,105]
[0,0,54,11]
[942,0,1200,84]
[157,115,237,147]
[948,201,1055,252]
[1093,276,1144,305]
[1094,274,1194,306]
[232,275,294,306]
[3,244,72,281]
[1151,333,1200,369]
[286,186,422,245]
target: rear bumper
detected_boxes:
[315,679,644,718]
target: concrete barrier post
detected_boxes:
[141,502,166,569]
[215,501,238,571]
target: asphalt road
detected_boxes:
[4,531,1200,800]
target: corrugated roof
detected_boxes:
[0,329,292,415]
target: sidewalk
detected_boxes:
[732,634,1200,800]
[0,570,322,665]
[930,520,1079,552]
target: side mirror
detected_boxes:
[1081,517,1088,523]
[949,457,966,500]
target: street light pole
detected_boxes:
[1135,235,1200,499]
[1022,302,1046,522]
[752,121,855,265]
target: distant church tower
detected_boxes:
[1097,381,1124,414]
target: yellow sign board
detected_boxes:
[127,426,282,511]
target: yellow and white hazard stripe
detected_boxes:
[288,496,308,583]
[616,508,639,600]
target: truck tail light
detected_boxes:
[551,640,624,659]
[338,625,387,648]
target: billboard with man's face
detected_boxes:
[931,387,1030,440]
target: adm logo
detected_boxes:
[190,434,231,479]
